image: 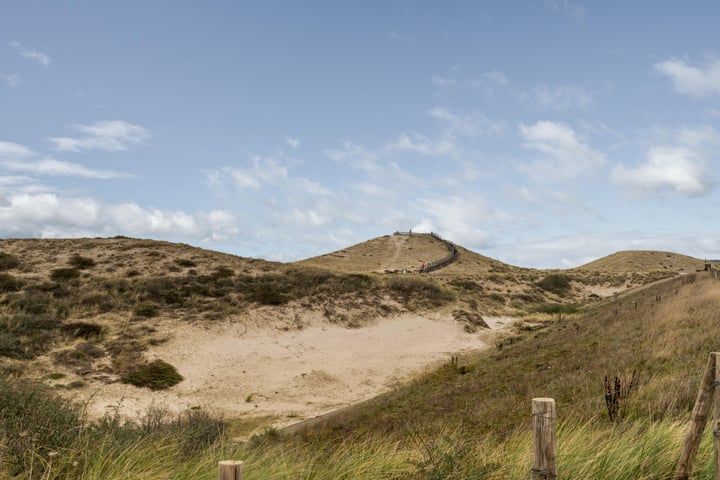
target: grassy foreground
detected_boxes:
[0,408,713,479]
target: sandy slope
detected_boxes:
[83,312,502,430]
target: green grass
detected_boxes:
[51,267,81,282]
[0,252,20,271]
[68,254,97,269]
[121,359,183,390]
[536,273,572,296]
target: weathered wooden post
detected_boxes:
[532,397,556,479]
[714,352,720,480]
[218,460,243,480]
[674,353,717,480]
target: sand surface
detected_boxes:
[83,312,502,430]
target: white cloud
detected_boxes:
[516,121,605,180]
[10,41,50,66]
[544,0,585,20]
[0,191,238,241]
[611,126,717,197]
[429,107,506,137]
[431,75,456,87]
[286,137,300,149]
[325,140,422,188]
[526,84,593,110]
[1,74,20,87]
[1,157,130,179]
[655,57,720,97]
[612,146,711,196]
[0,141,34,158]
[47,121,151,152]
[414,195,517,248]
[207,153,333,197]
[390,132,455,156]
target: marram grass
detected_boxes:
[3,417,716,479]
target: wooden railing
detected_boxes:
[393,231,460,273]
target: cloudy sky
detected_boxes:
[1,1,719,268]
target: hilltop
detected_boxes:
[297,232,520,275]
[574,249,707,274]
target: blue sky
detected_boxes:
[1,1,719,268]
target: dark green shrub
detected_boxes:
[51,267,81,282]
[7,290,53,314]
[536,273,572,296]
[448,278,481,291]
[0,333,25,358]
[175,258,196,267]
[0,252,20,270]
[0,273,22,293]
[385,277,455,307]
[12,313,60,331]
[68,254,96,269]
[139,278,184,304]
[79,292,115,312]
[60,322,104,340]
[0,314,59,359]
[135,302,160,318]
[535,303,580,315]
[254,284,287,305]
[121,359,183,390]
[212,266,235,278]
[488,293,506,303]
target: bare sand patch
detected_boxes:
[82,312,505,429]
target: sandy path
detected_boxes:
[84,313,497,429]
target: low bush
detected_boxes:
[0,273,22,293]
[68,254,96,269]
[487,292,506,303]
[0,252,21,270]
[213,266,235,278]
[51,267,81,282]
[9,289,54,314]
[174,258,196,267]
[135,302,160,318]
[448,278,482,291]
[385,277,455,307]
[535,303,581,315]
[536,273,572,296]
[121,359,183,390]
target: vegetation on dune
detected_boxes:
[68,254,97,269]
[536,272,572,296]
[1,237,717,478]
[121,359,184,390]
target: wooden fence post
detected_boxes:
[714,352,720,480]
[532,397,556,480]
[674,353,717,480]
[218,460,243,480]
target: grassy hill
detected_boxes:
[297,233,522,276]
[574,250,706,274]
